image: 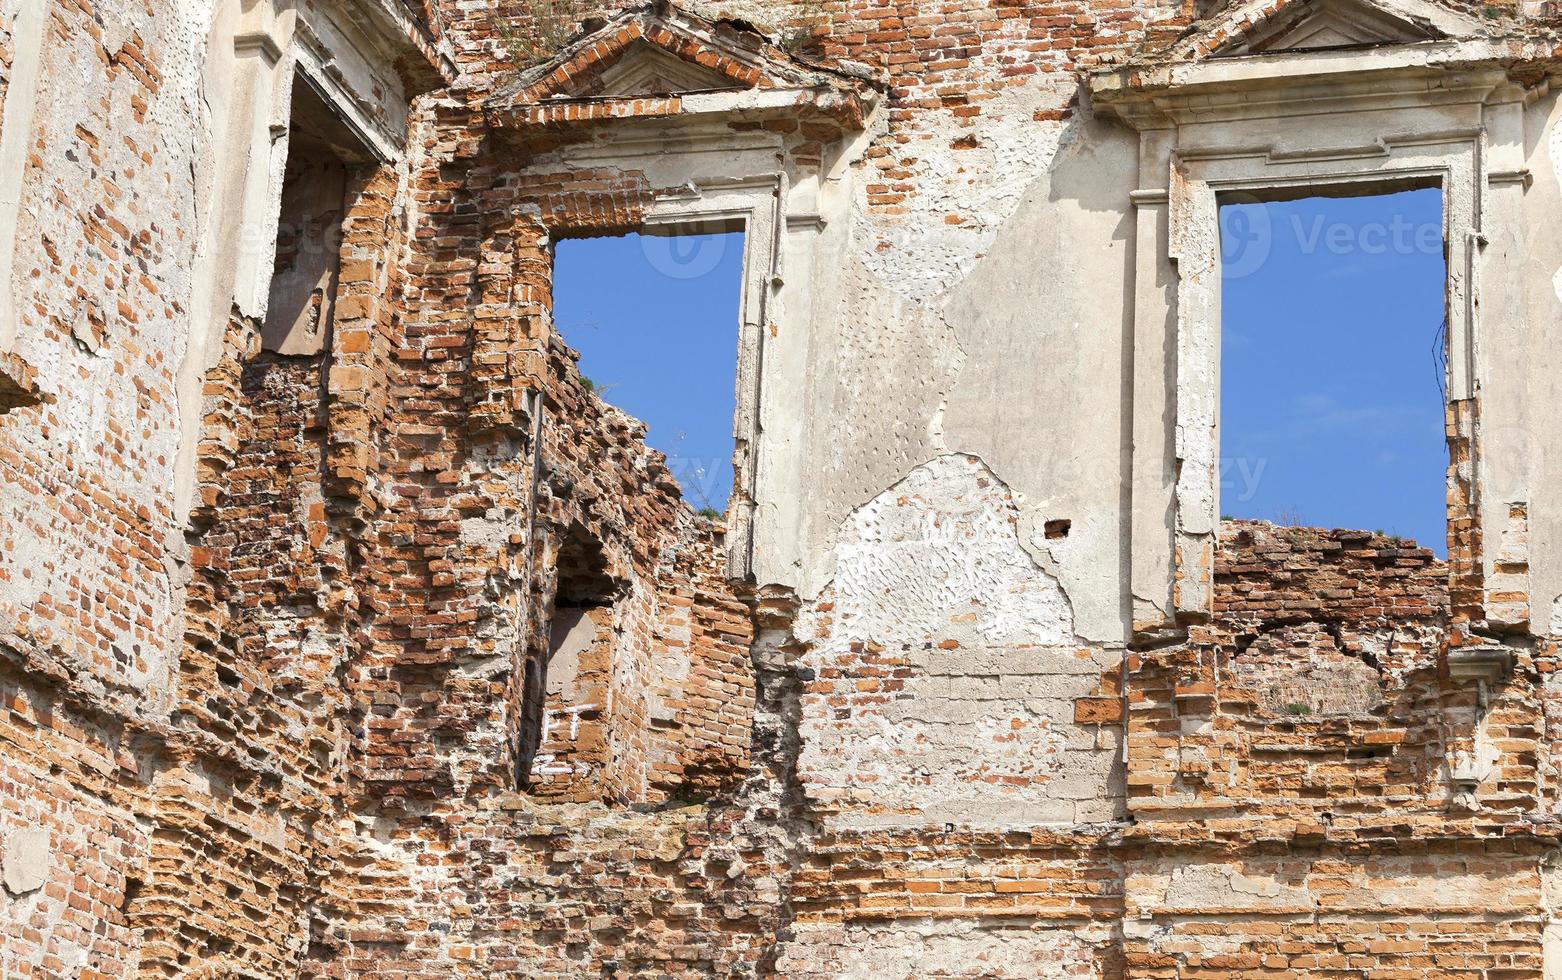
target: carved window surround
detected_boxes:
[502,123,857,580]
[1093,43,1553,638]
[173,0,450,521]
[487,11,878,579]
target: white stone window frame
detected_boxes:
[638,178,782,578]
[538,119,847,581]
[1097,57,1532,632]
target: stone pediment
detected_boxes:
[1214,0,1441,55]
[1087,0,1536,118]
[593,40,742,97]
[487,4,876,127]
[1139,0,1490,66]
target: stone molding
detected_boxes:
[1092,26,1553,637]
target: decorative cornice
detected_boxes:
[1091,42,1556,131]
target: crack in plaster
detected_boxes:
[926,313,967,458]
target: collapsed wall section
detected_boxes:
[322,83,762,971]
[128,154,407,978]
[1131,523,1458,815]
[1122,522,1551,978]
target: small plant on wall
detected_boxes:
[778,0,832,56]
[497,0,593,67]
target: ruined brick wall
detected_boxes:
[1120,523,1553,978]
[646,522,755,797]
[0,666,151,978]
[0,4,444,973]
[111,157,420,977]
[146,341,342,977]
[344,130,745,803]
[312,84,764,970]
[1128,522,1544,817]
[1130,523,1456,812]
[0,0,192,716]
[0,1,216,974]
[5,0,1562,977]
[290,5,1232,976]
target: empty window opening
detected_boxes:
[261,76,374,355]
[519,524,620,797]
[552,229,744,518]
[1219,187,1448,555]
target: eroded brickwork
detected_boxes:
[5,0,1562,977]
[1131,524,1455,812]
[1120,523,1554,978]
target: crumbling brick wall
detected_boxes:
[1119,522,1552,978]
[1129,523,1457,811]
[307,81,764,970]
[4,0,1562,977]
[0,4,441,960]
[343,144,749,803]
[126,159,411,976]
[0,669,151,978]
[0,0,189,707]
[0,1,220,974]
[1128,522,1541,817]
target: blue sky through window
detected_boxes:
[552,230,745,514]
[1219,188,1448,555]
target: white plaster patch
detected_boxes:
[796,456,1116,829]
[831,454,1073,648]
[1552,114,1562,306]
[459,515,515,552]
[1333,866,1528,912]
[809,701,1070,819]
[2,827,50,895]
[1156,863,1315,913]
[793,257,966,598]
[803,921,1099,980]
[856,73,1073,303]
